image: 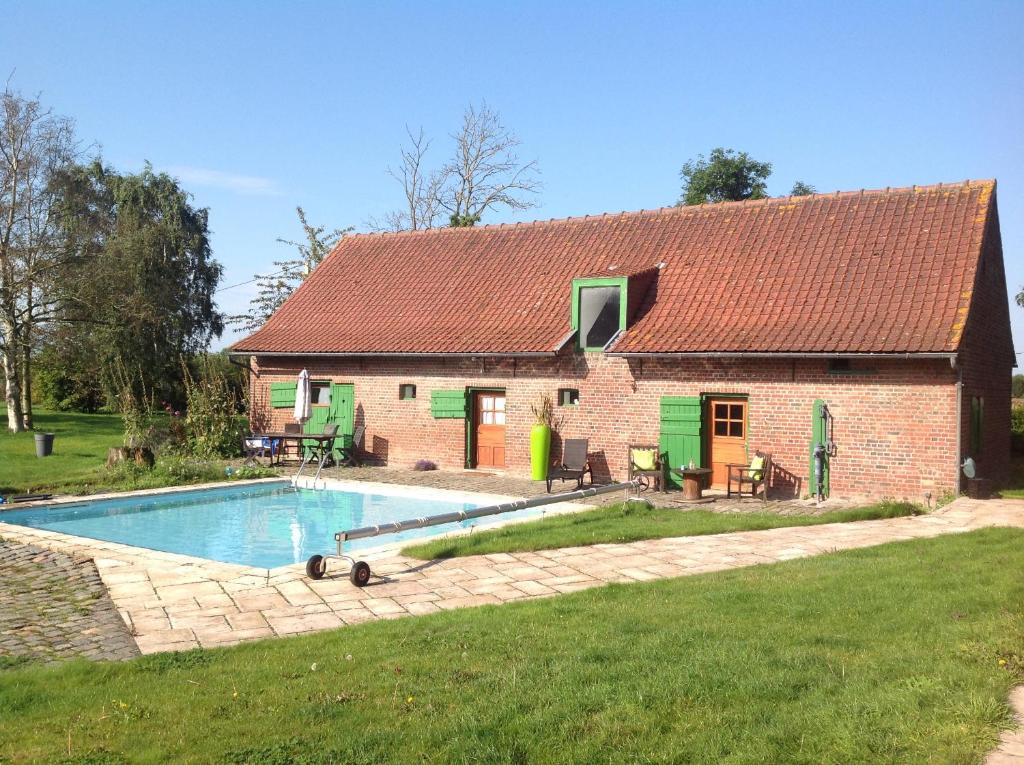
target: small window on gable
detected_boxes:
[558,388,579,406]
[399,383,417,400]
[310,382,331,406]
[572,278,626,351]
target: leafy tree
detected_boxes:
[1012,374,1024,400]
[229,207,350,333]
[790,181,816,196]
[678,148,772,206]
[52,160,223,407]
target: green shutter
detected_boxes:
[330,383,355,437]
[660,396,703,488]
[809,399,830,497]
[270,382,297,408]
[431,389,467,418]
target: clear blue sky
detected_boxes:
[4,0,1022,355]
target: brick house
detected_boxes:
[230,181,1014,500]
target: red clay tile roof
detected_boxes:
[232,181,997,356]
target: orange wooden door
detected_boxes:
[474,392,506,468]
[708,399,747,487]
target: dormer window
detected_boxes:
[571,277,627,351]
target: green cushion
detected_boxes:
[749,454,765,481]
[632,449,657,472]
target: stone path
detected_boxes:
[1,495,1021,656]
[0,541,139,663]
[988,687,1024,764]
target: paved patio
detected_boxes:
[988,687,1024,764]
[1,490,1021,655]
[0,541,138,663]
[314,464,854,514]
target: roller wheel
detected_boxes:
[349,561,371,587]
[305,555,326,580]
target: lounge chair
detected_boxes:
[628,444,664,492]
[334,424,365,467]
[727,451,772,504]
[546,438,592,492]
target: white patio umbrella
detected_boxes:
[293,369,312,424]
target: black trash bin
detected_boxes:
[34,432,54,458]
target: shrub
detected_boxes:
[413,459,437,471]
[1011,404,1024,454]
[182,360,243,459]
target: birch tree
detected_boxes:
[0,89,77,431]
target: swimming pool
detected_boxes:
[0,482,525,569]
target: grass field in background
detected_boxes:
[1,529,1021,763]
[402,500,923,560]
[0,410,124,495]
[0,410,274,496]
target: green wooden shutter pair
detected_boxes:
[431,390,467,419]
[270,382,297,408]
[659,396,703,488]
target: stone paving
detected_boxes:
[0,541,139,663]
[987,687,1024,764]
[1,487,1021,656]
[316,464,855,514]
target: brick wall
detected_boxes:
[957,196,1015,487]
[250,353,960,501]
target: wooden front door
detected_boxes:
[708,398,747,487]
[473,391,506,468]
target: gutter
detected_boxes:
[226,350,559,359]
[607,351,959,362]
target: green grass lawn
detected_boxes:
[0,409,124,494]
[1,529,1021,763]
[0,409,275,496]
[402,500,922,560]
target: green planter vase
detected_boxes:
[530,424,552,480]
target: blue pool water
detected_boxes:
[0,482,518,569]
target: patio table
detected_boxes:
[253,432,338,467]
[670,467,714,502]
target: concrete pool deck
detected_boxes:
[1,479,1023,654]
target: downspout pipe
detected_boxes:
[954,356,963,495]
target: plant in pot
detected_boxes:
[529,394,562,481]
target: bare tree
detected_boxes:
[374,103,541,231]
[441,102,541,227]
[0,88,78,431]
[381,126,446,231]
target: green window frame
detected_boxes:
[570,277,628,352]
